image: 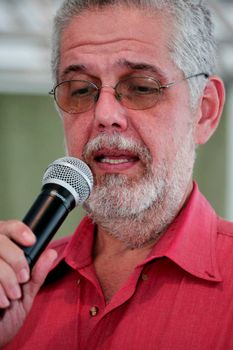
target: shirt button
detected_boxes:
[76,278,81,285]
[89,306,99,317]
[141,273,149,281]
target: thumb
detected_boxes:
[22,249,58,311]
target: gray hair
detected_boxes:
[51,0,217,108]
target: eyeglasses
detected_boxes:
[49,72,209,114]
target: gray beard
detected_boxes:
[83,131,195,248]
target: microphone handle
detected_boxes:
[22,184,75,268]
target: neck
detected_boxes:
[94,226,156,258]
[93,226,156,303]
[92,181,194,303]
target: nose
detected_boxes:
[93,87,128,132]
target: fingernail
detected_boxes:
[17,268,30,283]
[22,231,36,244]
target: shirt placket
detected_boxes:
[82,263,149,349]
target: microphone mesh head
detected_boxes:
[42,157,93,206]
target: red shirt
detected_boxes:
[4,183,233,349]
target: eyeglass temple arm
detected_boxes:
[161,72,209,89]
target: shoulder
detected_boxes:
[216,216,233,254]
[216,216,233,280]
[217,216,233,238]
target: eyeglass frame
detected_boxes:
[49,72,209,114]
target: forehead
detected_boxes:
[59,6,176,79]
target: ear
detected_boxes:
[194,76,225,145]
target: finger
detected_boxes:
[0,258,22,302]
[23,249,58,309]
[0,220,36,247]
[0,283,10,309]
[0,235,30,284]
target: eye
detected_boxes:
[70,83,95,98]
[131,85,157,94]
[70,86,91,97]
[71,88,88,97]
[125,78,160,96]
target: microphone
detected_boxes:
[21,157,93,268]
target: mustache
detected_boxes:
[82,133,152,164]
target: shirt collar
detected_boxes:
[49,216,95,272]
[141,182,222,282]
[60,182,222,282]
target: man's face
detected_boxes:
[59,5,195,179]
[57,6,197,243]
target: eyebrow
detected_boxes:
[116,59,169,81]
[60,64,87,81]
[60,60,169,82]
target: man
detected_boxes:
[0,0,229,349]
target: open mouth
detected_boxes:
[91,148,140,170]
[95,154,139,164]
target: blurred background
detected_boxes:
[0,0,233,238]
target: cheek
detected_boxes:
[62,116,92,158]
[134,116,174,160]
[135,116,185,176]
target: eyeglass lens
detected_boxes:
[54,76,161,113]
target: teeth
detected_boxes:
[100,158,129,164]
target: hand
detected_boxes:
[0,220,57,348]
